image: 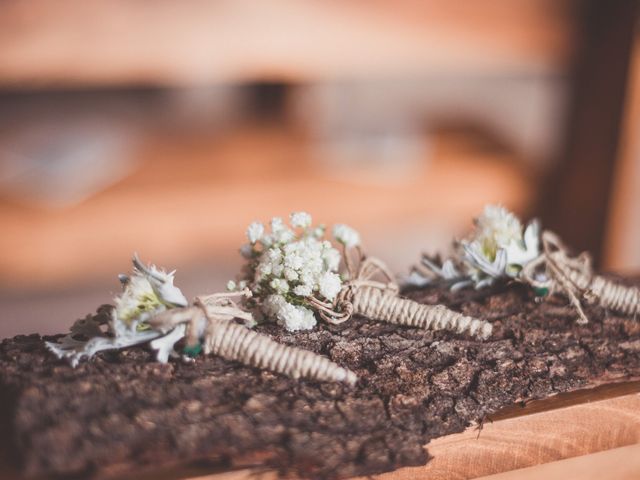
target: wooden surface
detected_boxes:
[478,443,640,480]
[408,386,640,479]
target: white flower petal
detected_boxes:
[246,221,265,244]
[290,211,312,229]
[332,224,360,248]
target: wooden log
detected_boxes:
[4,382,635,480]
[180,384,640,480]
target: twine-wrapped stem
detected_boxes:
[314,246,493,339]
[350,285,493,339]
[148,291,357,385]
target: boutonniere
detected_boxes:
[229,212,492,339]
[411,205,640,324]
[47,255,356,385]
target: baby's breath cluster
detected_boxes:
[230,212,360,332]
[411,205,540,290]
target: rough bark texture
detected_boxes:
[1,280,640,479]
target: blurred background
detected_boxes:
[1,0,639,338]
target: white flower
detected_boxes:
[246,222,265,244]
[256,262,272,282]
[286,305,317,331]
[410,206,542,292]
[114,275,162,324]
[293,284,313,297]
[474,205,522,260]
[504,220,540,271]
[290,211,312,229]
[262,294,317,331]
[333,224,360,248]
[262,294,286,316]
[311,225,325,239]
[318,271,342,301]
[322,245,341,271]
[269,277,290,294]
[463,240,508,279]
[275,228,295,244]
[461,206,542,281]
[271,217,285,232]
[284,267,299,281]
[131,255,188,309]
[226,280,237,291]
[278,303,316,331]
[240,212,356,330]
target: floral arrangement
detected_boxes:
[46,210,500,385]
[409,205,540,290]
[228,212,493,339]
[47,255,189,366]
[411,204,640,324]
[228,212,356,332]
[47,254,357,384]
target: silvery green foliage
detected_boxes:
[229,212,359,332]
[409,205,541,290]
[46,256,188,366]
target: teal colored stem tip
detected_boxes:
[534,287,550,297]
[183,343,202,358]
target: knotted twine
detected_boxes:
[309,248,493,340]
[521,231,640,324]
[149,291,357,384]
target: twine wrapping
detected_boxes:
[522,231,640,323]
[310,247,493,340]
[148,291,357,385]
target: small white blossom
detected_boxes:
[318,271,342,301]
[275,228,295,244]
[278,303,316,331]
[114,275,162,324]
[333,224,360,248]
[246,222,265,244]
[311,225,326,239]
[284,267,299,281]
[269,277,290,294]
[262,294,317,331]
[322,245,341,271]
[227,280,237,291]
[293,284,313,297]
[504,220,541,268]
[271,217,285,232]
[474,205,522,261]
[131,256,188,308]
[290,211,312,229]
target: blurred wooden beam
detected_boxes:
[0,0,574,87]
[537,0,638,266]
[605,33,640,273]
